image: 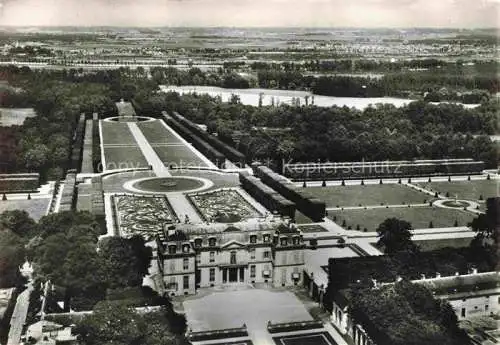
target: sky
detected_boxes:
[0,0,498,27]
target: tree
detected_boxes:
[0,210,37,237]
[98,236,151,289]
[0,230,26,288]
[376,218,417,255]
[74,301,188,345]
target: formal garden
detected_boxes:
[305,183,429,208]
[103,146,149,171]
[329,206,476,231]
[130,177,205,193]
[416,179,498,202]
[188,189,262,223]
[113,194,178,237]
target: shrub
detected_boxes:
[448,176,451,182]
[429,221,434,228]
[379,179,383,184]
[356,225,360,231]
[342,220,347,227]
[322,180,326,187]
[487,174,491,180]
[361,179,365,185]
[428,177,431,182]
[341,180,345,186]
[434,192,439,197]
[445,192,450,197]
[408,178,412,183]
[2,193,6,200]
[398,178,401,184]
[468,175,471,181]
[479,194,483,200]
[303,181,307,188]
[454,220,458,227]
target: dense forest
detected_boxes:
[134,91,498,169]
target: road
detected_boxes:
[7,283,34,345]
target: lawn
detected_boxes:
[0,108,36,126]
[0,198,50,221]
[138,120,183,144]
[329,206,476,231]
[103,146,149,171]
[171,170,239,191]
[152,145,208,169]
[415,238,473,251]
[416,179,498,201]
[305,184,429,208]
[100,121,137,145]
[183,289,313,332]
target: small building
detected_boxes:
[22,320,77,345]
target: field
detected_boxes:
[138,120,183,144]
[100,121,137,145]
[0,198,50,221]
[329,206,476,231]
[102,147,148,170]
[416,179,498,201]
[0,108,36,126]
[305,184,428,207]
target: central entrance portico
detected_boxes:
[222,266,246,283]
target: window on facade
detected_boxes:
[263,251,270,259]
[250,249,256,259]
[196,254,201,264]
[209,251,215,263]
[183,245,189,253]
[250,265,256,278]
[209,238,216,246]
[230,251,237,264]
[280,238,288,246]
[209,268,215,282]
[263,234,270,243]
[168,245,176,254]
[486,305,489,311]
[183,258,189,270]
[183,276,189,289]
[194,239,202,248]
[250,235,257,244]
[293,237,299,245]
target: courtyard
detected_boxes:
[183,289,314,342]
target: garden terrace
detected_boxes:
[171,111,246,167]
[113,194,178,238]
[254,165,325,222]
[329,206,475,231]
[59,172,76,212]
[239,173,296,219]
[160,115,225,168]
[188,188,263,223]
[416,179,498,202]
[0,198,50,221]
[284,158,485,180]
[69,113,86,172]
[305,184,428,208]
[272,332,338,345]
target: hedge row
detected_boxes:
[162,114,225,168]
[59,172,76,211]
[239,173,296,219]
[91,176,105,216]
[284,159,485,180]
[255,165,325,222]
[92,119,101,173]
[69,114,86,172]
[0,176,39,193]
[81,119,94,173]
[267,320,323,333]
[187,326,248,341]
[171,111,246,167]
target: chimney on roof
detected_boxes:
[435,272,441,279]
[472,267,478,274]
[420,274,426,280]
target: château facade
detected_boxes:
[156,223,306,296]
